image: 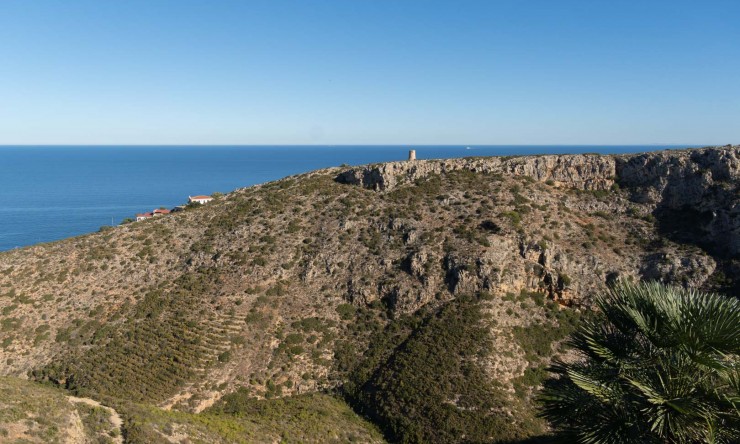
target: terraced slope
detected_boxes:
[34,271,241,404]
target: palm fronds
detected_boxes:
[539,282,740,443]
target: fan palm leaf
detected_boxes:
[539,282,740,443]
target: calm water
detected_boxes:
[0,145,699,251]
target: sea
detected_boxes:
[0,145,702,251]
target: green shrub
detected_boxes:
[558,273,571,287]
[336,304,356,320]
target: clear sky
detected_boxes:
[0,0,738,145]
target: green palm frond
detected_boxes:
[539,281,740,444]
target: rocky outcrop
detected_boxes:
[639,250,717,288]
[337,146,739,258]
[616,147,739,203]
[336,154,617,191]
[616,146,739,257]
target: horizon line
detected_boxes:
[0,143,719,147]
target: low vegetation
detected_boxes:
[0,376,382,444]
[337,291,580,443]
[121,392,384,443]
[32,271,240,404]
[0,376,120,443]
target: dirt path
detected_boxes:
[67,396,124,444]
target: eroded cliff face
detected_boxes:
[337,146,739,259]
[336,153,617,191]
[617,147,739,257]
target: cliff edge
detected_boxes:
[337,146,739,257]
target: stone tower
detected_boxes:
[408,149,416,161]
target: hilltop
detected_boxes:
[0,146,737,443]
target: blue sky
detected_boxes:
[0,0,738,145]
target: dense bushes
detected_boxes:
[342,294,547,443]
[118,390,383,444]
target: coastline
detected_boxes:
[0,145,714,251]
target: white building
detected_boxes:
[188,195,214,205]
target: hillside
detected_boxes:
[0,146,737,442]
[0,376,122,443]
[0,377,382,443]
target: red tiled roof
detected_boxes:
[136,212,153,218]
[153,208,170,214]
[190,195,212,200]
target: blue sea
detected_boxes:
[0,145,701,251]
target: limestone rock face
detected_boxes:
[640,250,717,288]
[337,146,739,257]
[330,146,738,311]
[500,155,616,190]
[617,147,739,205]
[617,146,739,257]
[336,154,617,191]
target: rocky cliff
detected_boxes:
[336,152,618,191]
[617,147,739,257]
[337,145,739,258]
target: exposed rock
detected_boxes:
[616,146,739,257]
[336,154,616,191]
[338,146,739,257]
[640,250,717,288]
